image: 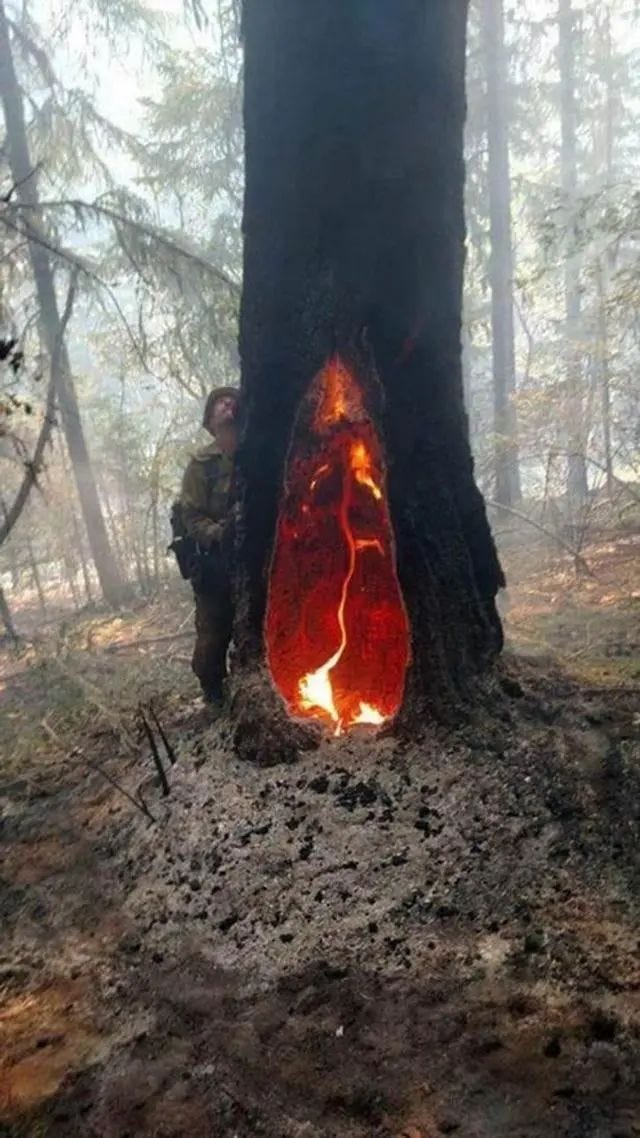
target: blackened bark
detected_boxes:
[235,0,505,762]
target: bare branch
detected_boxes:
[486,498,594,577]
[139,704,170,795]
[7,196,242,293]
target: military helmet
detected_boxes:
[202,386,240,429]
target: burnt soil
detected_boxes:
[1,655,639,1138]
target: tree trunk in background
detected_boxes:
[61,546,80,610]
[99,476,127,584]
[0,585,18,642]
[26,534,46,615]
[151,495,160,589]
[596,265,614,498]
[71,505,94,603]
[482,0,521,507]
[0,497,20,589]
[57,438,94,603]
[558,0,588,511]
[597,4,615,499]
[234,0,505,763]
[0,1,129,607]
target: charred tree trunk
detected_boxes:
[483,0,522,507]
[234,0,505,763]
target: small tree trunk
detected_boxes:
[151,494,160,589]
[58,438,94,602]
[26,534,46,615]
[62,549,80,609]
[596,5,615,500]
[483,0,521,507]
[0,1,129,607]
[74,511,94,603]
[141,508,154,596]
[99,477,128,582]
[558,0,588,512]
[0,585,18,642]
[0,496,20,589]
[596,264,614,498]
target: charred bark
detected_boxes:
[234,0,505,762]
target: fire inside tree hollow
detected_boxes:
[266,356,410,735]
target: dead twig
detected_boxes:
[487,499,594,578]
[148,701,178,766]
[139,704,170,796]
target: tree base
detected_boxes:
[230,664,323,766]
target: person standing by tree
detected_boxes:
[177,387,239,710]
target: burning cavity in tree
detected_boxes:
[266,355,410,735]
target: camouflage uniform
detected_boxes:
[180,440,235,699]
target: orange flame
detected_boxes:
[299,440,359,734]
[266,355,409,733]
[350,440,383,501]
[313,356,353,430]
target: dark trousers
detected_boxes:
[191,575,233,697]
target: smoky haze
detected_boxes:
[0,0,638,623]
[0,5,639,1130]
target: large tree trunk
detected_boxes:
[232,0,505,763]
[0,2,129,607]
[482,0,521,508]
[558,0,589,512]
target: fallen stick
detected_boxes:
[486,499,594,578]
[148,701,178,766]
[139,705,170,797]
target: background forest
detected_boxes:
[1,5,639,1135]
[0,0,638,628]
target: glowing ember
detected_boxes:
[350,440,383,501]
[354,702,386,727]
[266,355,410,733]
[299,657,340,726]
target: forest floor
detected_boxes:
[0,531,639,1138]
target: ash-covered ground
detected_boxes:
[2,663,638,1137]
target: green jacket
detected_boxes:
[180,441,234,549]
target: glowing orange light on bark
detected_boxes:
[266,356,410,734]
